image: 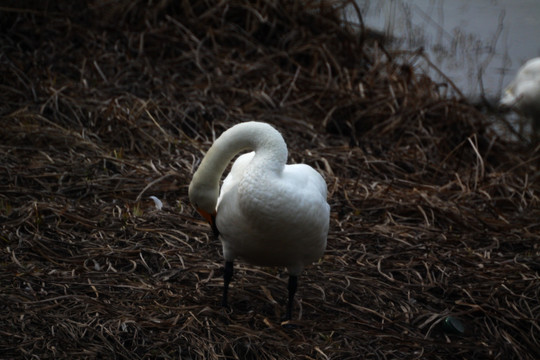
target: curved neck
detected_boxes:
[191,122,288,207]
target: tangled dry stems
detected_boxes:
[1,0,539,359]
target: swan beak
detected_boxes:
[197,208,215,224]
[197,208,219,236]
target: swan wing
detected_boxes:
[216,160,329,273]
[283,163,328,200]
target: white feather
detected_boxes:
[149,196,163,210]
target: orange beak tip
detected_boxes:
[197,208,216,225]
[197,208,220,237]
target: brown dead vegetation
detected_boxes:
[1,1,539,359]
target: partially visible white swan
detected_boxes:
[188,121,330,321]
[500,57,540,135]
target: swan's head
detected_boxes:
[188,179,218,223]
[188,166,220,239]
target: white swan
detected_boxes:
[500,57,540,135]
[188,121,330,321]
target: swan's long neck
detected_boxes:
[190,122,287,211]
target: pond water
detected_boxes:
[348,0,540,104]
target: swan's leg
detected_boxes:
[222,261,234,307]
[285,275,298,320]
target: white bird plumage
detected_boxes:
[188,121,330,321]
[149,196,163,210]
[500,57,540,136]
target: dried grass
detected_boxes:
[1,0,539,359]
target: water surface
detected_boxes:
[350,0,540,103]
